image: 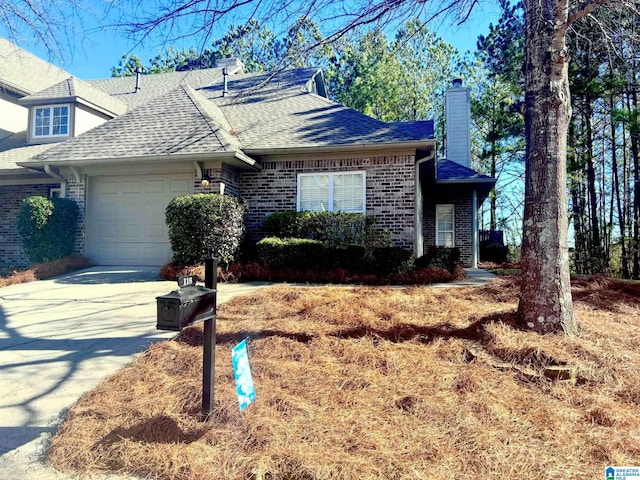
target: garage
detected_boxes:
[86,174,193,266]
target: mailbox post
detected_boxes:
[202,256,217,417]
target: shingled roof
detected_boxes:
[0,131,57,173]
[24,67,435,168]
[0,39,71,95]
[436,159,495,183]
[19,77,128,116]
[204,69,433,152]
[31,84,245,164]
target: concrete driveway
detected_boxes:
[0,267,266,479]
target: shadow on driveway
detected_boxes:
[0,269,176,456]
[53,266,164,285]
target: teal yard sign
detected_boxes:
[232,339,256,411]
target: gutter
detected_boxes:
[44,164,66,197]
[19,150,261,171]
[244,140,436,157]
[414,148,437,257]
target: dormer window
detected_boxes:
[33,105,69,137]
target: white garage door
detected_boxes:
[87,174,192,266]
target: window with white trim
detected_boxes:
[297,172,366,213]
[33,105,69,138]
[436,204,455,247]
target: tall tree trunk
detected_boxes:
[631,88,640,279]
[518,0,578,335]
[569,121,587,274]
[611,94,629,278]
[490,148,497,231]
[584,100,604,272]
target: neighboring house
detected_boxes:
[0,39,494,269]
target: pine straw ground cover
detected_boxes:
[0,254,91,287]
[48,277,640,479]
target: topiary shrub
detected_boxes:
[16,196,79,263]
[416,246,461,274]
[165,194,246,266]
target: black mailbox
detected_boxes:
[156,285,217,331]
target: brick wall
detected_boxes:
[423,188,474,266]
[0,183,60,267]
[64,174,87,255]
[237,155,416,248]
[194,165,240,196]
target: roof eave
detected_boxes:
[245,139,436,157]
[436,178,496,185]
[18,150,261,171]
[18,95,124,117]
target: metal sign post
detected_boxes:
[202,256,217,418]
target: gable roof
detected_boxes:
[28,83,255,168]
[195,68,434,153]
[86,68,227,109]
[23,67,435,169]
[19,77,128,116]
[0,39,71,95]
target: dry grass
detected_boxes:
[48,277,640,479]
[0,254,92,287]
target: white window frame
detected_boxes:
[49,187,62,198]
[296,171,366,213]
[33,104,70,138]
[436,204,455,247]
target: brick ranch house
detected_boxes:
[0,39,495,269]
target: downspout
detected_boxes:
[414,148,436,258]
[44,165,67,197]
[472,188,478,268]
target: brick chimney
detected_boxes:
[445,78,471,168]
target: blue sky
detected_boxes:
[2,2,501,80]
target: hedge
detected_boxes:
[262,211,391,249]
[257,237,413,275]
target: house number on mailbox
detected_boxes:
[178,275,198,288]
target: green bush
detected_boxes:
[256,237,326,270]
[166,194,246,265]
[372,247,415,276]
[262,211,305,238]
[416,246,461,274]
[16,196,79,263]
[257,233,414,276]
[262,211,392,251]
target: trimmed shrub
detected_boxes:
[262,211,391,249]
[165,194,246,266]
[416,246,461,274]
[16,196,79,263]
[256,237,326,270]
[257,238,371,272]
[372,247,415,276]
[262,211,305,238]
